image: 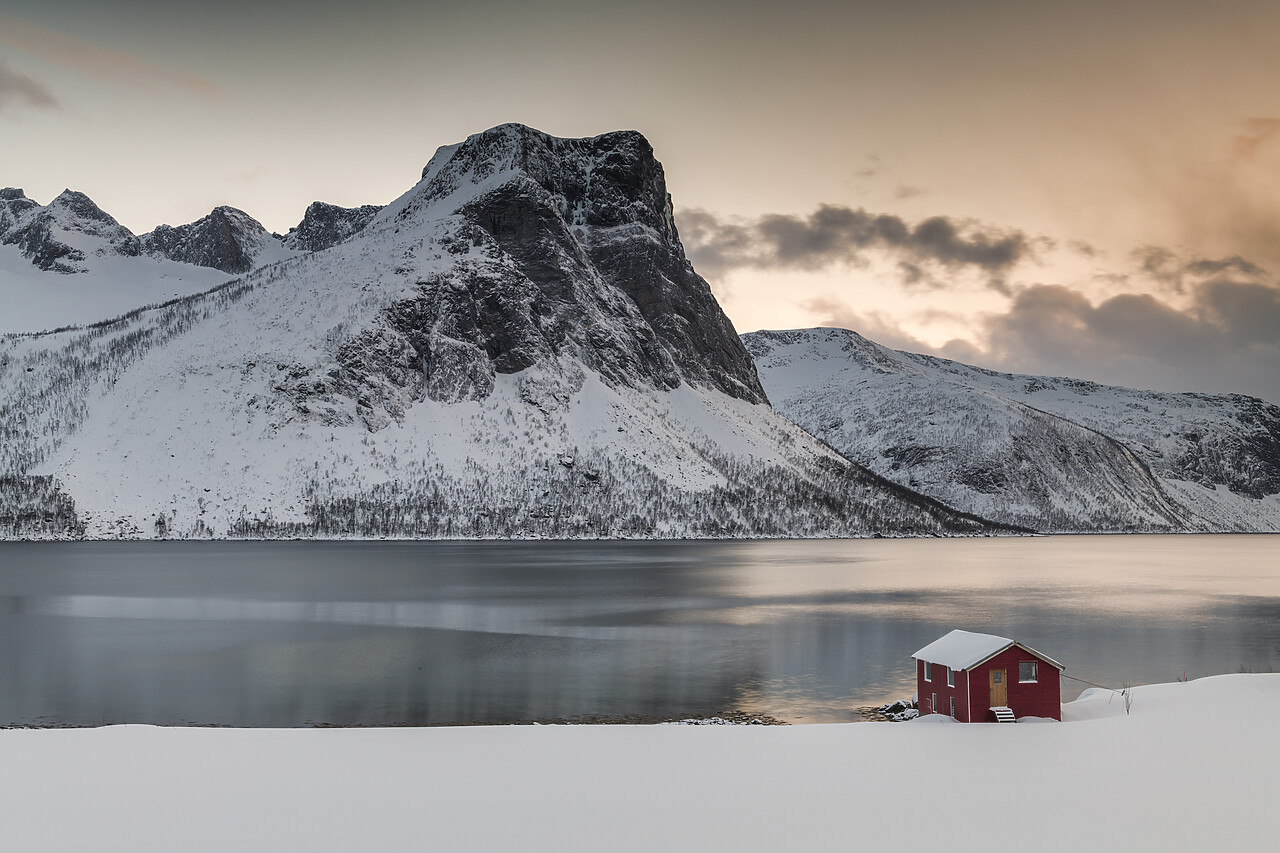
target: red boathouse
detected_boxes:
[912,629,1064,722]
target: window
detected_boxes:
[946,667,955,687]
[924,661,932,681]
[931,693,937,713]
[949,696,956,717]
[1019,661,1038,683]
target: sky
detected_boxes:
[3,0,1280,402]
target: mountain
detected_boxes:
[1,124,1006,540]
[0,188,231,334]
[1,188,140,273]
[744,327,1280,532]
[0,190,382,336]
[282,202,383,252]
[140,206,296,273]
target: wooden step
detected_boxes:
[990,706,1016,723]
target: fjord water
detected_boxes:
[0,536,1275,726]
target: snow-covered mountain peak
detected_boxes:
[48,189,120,226]
[0,188,140,273]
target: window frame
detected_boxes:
[924,661,932,681]
[946,667,955,688]
[1018,660,1038,683]
[931,692,937,714]
[949,696,956,717]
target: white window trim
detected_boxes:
[931,692,937,714]
[924,661,932,681]
[946,667,955,688]
[949,696,955,717]
[1019,660,1038,683]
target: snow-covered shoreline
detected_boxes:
[4,674,1275,852]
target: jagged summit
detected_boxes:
[399,124,670,235]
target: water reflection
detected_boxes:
[0,536,1276,725]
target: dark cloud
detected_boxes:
[1133,245,1268,294]
[0,59,58,111]
[1068,239,1100,258]
[679,204,1041,291]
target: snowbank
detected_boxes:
[4,674,1275,852]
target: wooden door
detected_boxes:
[989,669,1007,706]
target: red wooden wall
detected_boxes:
[964,646,1062,721]
[916,647,1062,722]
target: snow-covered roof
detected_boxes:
[912,629,1064,672]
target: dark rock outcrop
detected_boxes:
[140,206,271,273]
[283,202,382,252]
[389,124,768,405]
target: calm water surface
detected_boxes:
[0,536,1276,725]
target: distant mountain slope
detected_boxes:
[1,126,1007,540]
[745,327,1280,532]
[0,189,380,335]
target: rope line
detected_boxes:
[1060,673,1126,692]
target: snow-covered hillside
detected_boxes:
[5,675,1277,853]
[1,126,1003,540]
[0,188,233,333]
[745,327,1280,532]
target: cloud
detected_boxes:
[853,154,881,179]
[1132,245,1268,294]
[1124,121,1280,281]
[0,59,58,111]
[1231,118,1280,164]
[0,14,221,97]
[1068,239,1100,258]
[679,204,1042,291]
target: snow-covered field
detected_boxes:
[4,674,1275,852]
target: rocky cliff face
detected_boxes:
[746,327,1280,532]
[140,206,281,274]
[380,124,767,405]
[283,202,382,252]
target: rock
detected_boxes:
[283,201,383,252]
[140,206,273,273]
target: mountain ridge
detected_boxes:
[745,326,1280,532]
